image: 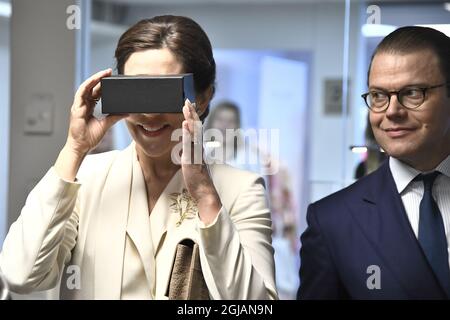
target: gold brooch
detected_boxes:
[169,189,198,227]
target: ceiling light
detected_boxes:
[0,2,11,18]
[350,146,368,154]
[205,141,221,148]
[444,3,450,12]
[415,24,450,37]
[361,24,397,37]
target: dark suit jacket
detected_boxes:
[298,160,449,299]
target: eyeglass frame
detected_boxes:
[361,82,449,113]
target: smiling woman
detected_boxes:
[124,48,189,160]
[0,15,277,300]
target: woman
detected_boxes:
[0,16,277,300]
[205,101,265,174]
[205,101,244,167]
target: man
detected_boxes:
[298,26,450,299]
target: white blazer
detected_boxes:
[0,143,278,299]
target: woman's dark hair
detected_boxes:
[114,15,216,121]
[368,26,450,96]
[205,100,241,131]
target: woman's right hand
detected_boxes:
[55,69,128,181]
[66,68,127,155]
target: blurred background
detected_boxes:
[0,0,449,299]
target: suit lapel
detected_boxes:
[149,168,184,256]
[126,149,156,293]
[94,144,133,299]
[350,161,446,299]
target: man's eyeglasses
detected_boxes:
[361,83,449,113]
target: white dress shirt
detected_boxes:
[390,155,450,268]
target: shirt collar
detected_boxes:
[389,154,450,194]
[436,154,450,179]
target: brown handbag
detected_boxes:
[167,239,210,300]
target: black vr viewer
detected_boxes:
[101,73,196,114]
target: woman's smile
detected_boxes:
[136,122,171,137]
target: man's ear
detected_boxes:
[195,86,214,117]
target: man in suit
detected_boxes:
[298,26,450,299]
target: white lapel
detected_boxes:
[149,168,184,256]
[94,144,133,299]
[126,146,156,293]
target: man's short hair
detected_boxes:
[368,26,450,96]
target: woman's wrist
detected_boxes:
[197,192,222,226]
[54,144,87,182]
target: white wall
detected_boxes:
[7,0,78,299]
[378,2,450,26]
[8,0,77,227]
[0,13,10,247]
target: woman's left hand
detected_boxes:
[181,99,222,225]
